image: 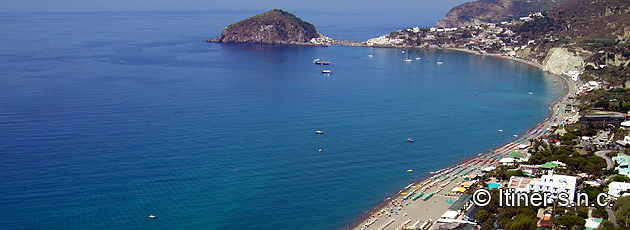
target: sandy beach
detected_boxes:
[347,50,579,230]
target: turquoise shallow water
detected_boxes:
[0,11,563,229]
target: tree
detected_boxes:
[599,220,615,230]
[554,215,586,230]
[509,215,538,230]
[595,100,610,109]
[476,209,490,223]
[614,196,630,229]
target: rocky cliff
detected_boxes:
[542,48,587,75]
[435,0,568,28]
[208,9,332,45]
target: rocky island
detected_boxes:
[207,9,334,46]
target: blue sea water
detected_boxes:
[0,11,563,230]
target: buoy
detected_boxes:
[149,215,155,219]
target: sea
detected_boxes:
[0,11,563,230]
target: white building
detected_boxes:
[509,171,577,201]
[616,135,630,145]
[608,182,630,197]
[366,35,404,46]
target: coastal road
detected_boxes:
[595,150,614,171]
[607,206,618,226]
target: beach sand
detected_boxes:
[347,50,579,230]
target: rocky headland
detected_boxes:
[435,0,569,28]
[208,9,333,46]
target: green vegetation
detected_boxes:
[578,89,630,112]
[475,189,540,230]
[528,131,607,175]
[554,214,586,229]
[614,196,630,229]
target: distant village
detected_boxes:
[366,12,545,53]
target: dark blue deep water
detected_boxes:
[0,11,563,229]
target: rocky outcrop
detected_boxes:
[435,0,568,28]
[542,48,586,75]
[208,9,333,45]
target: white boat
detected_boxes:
[322,69,333,74]
[315,130,324,134]
[415,57,421,60]
[149,215,156,219]
[403,50,413,62]
[437,61,443,65]
[314,53,331,65]
[368,54,374,58]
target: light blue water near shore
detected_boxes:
[0,11,563,230]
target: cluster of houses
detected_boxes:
[364,12,548,58]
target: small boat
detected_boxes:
[415,57,421,60]
[528,92,533,95]
[322,69,333,74]
[403,50,413,62]
[498,130,504,132]
[475,92,478,95]
[407,138,414,143]
[437,61,443,65]
[149,215,156,219]
[407,169,413,173]
[314,53,331,65]
[315,130,324,134]
[513,135,518,137]
[368,54,374,58]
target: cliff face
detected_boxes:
[209,9,331,45]
[435,0,568,28]
[542,48,587,75]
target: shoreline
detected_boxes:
[345,47,577,230]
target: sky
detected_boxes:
[3,0,472,13]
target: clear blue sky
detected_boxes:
[3,0,471,13]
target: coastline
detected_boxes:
[345,48,577,230]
